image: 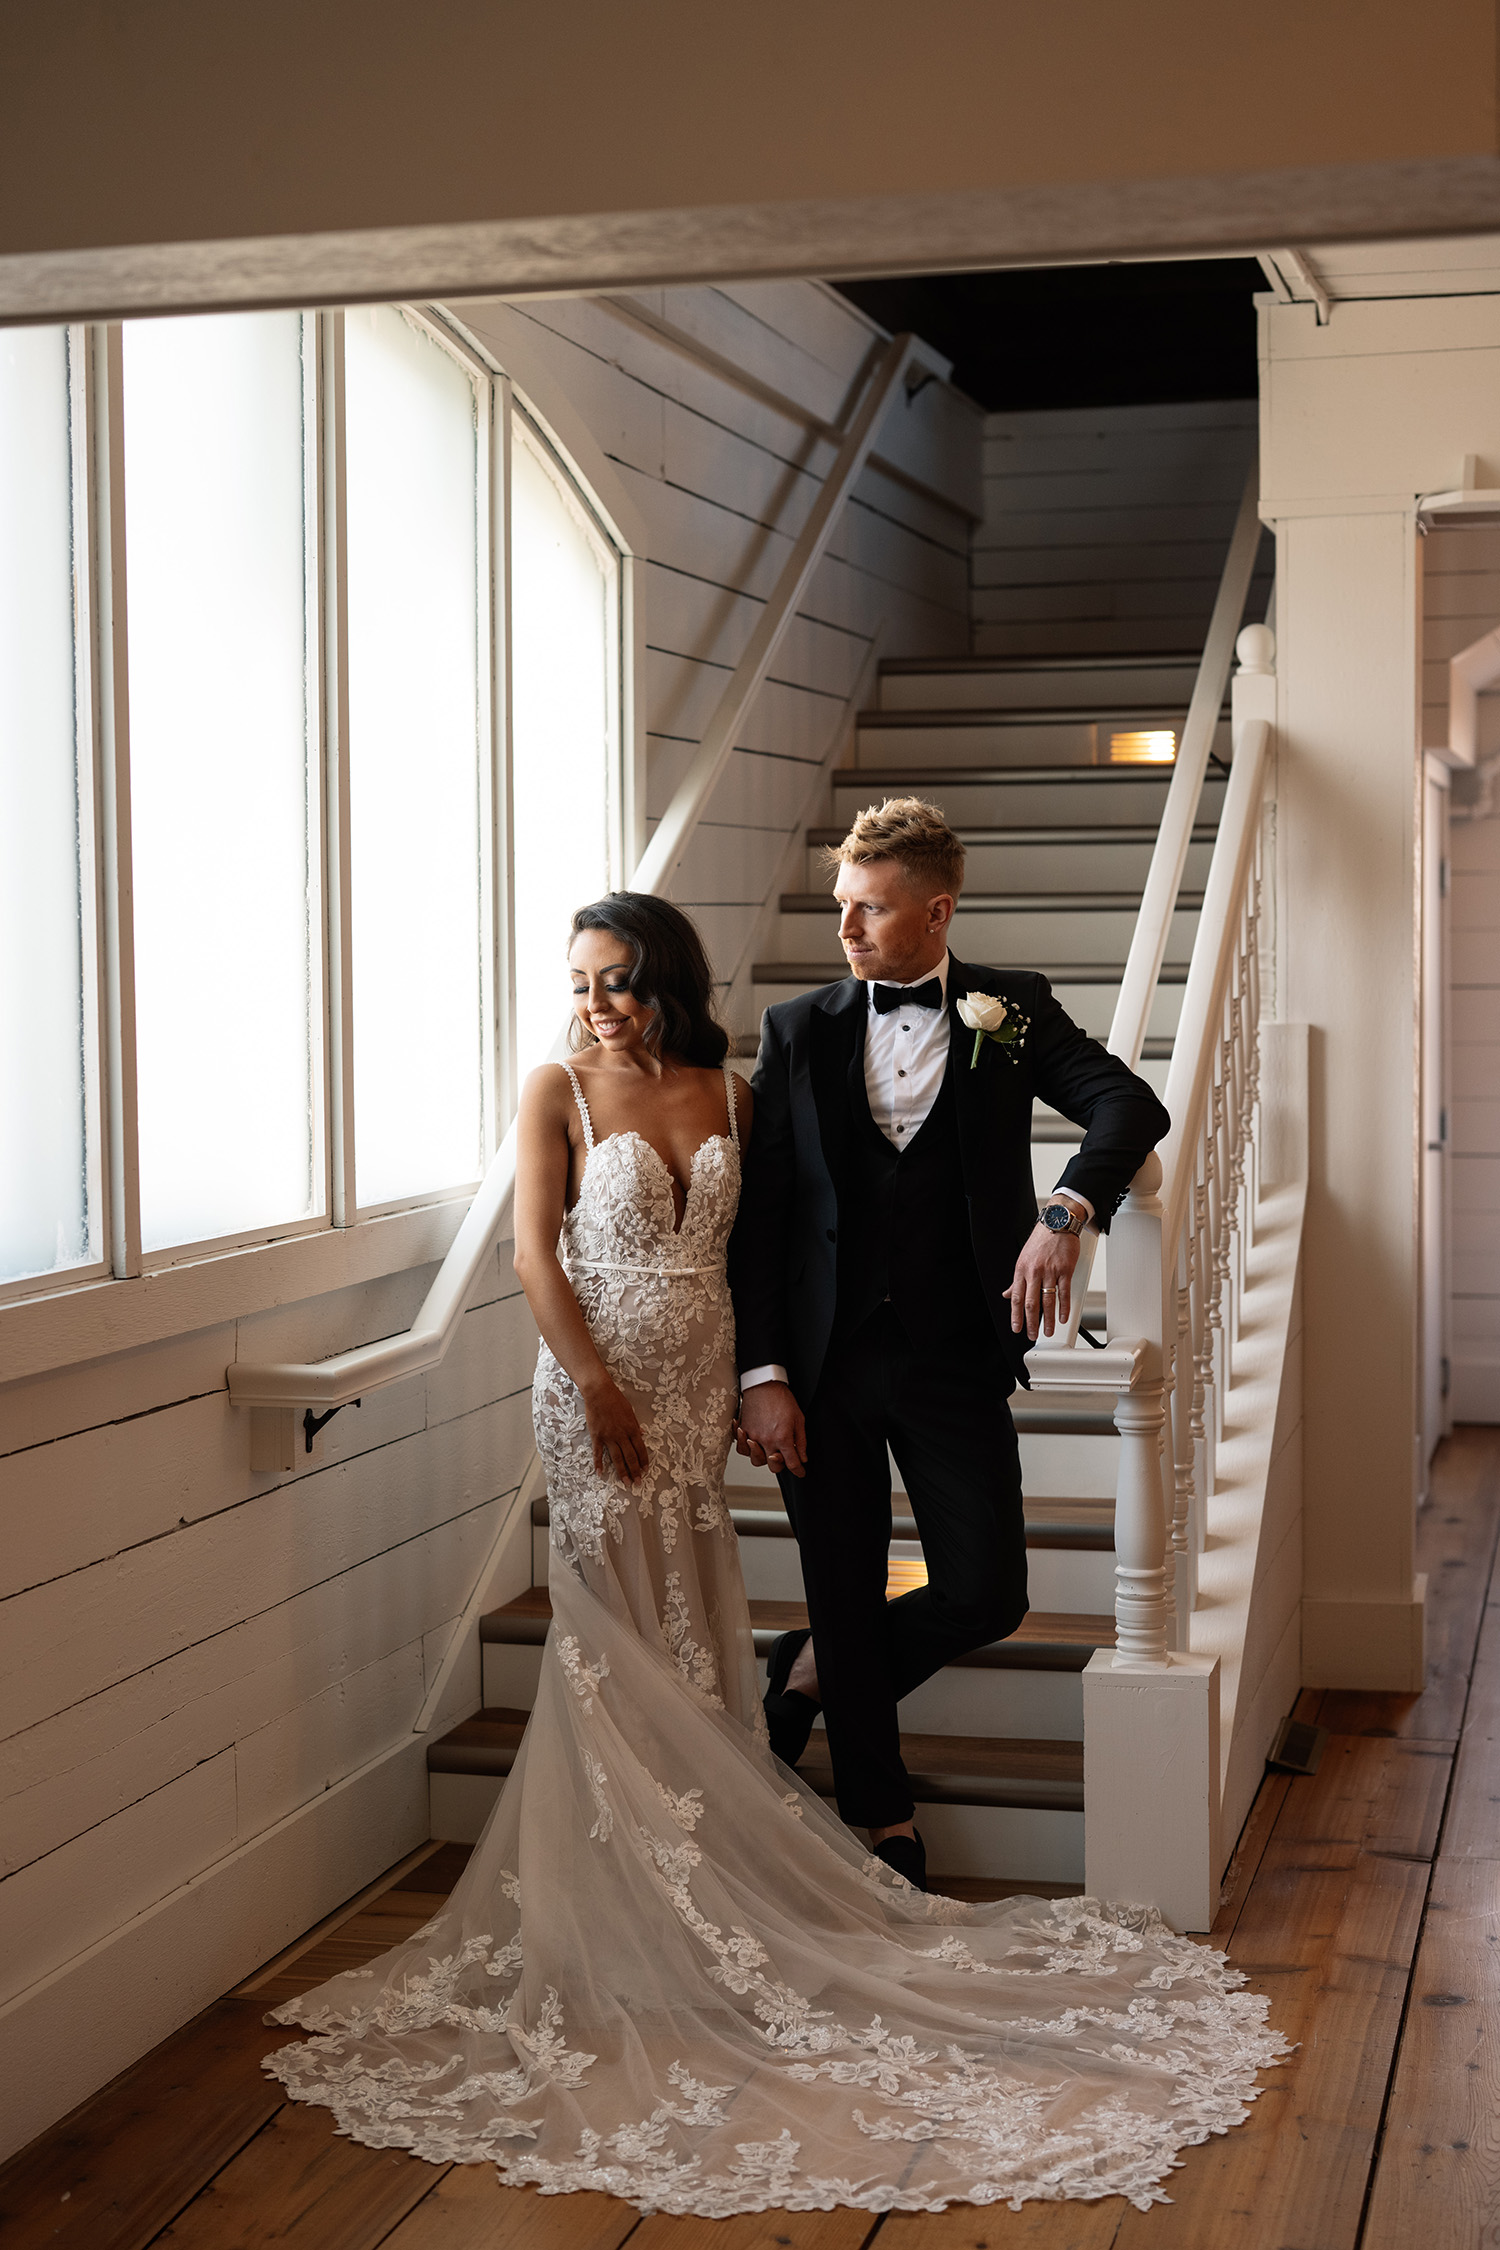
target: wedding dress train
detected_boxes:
[265,1063,1286,2215]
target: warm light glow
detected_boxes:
[885,1554,929,1599]
[1109,729,1177,765]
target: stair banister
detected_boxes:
[227,332,922,1453]
[1106,459,1263,1070]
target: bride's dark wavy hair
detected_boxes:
[568,892,729,1067]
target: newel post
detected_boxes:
[1083,1151,1221,1932]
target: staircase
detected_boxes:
[425,646,1234,1894]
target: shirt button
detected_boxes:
[897,1068,906,1078]
[896,1123,905,1134]
[900,1023,910,1032]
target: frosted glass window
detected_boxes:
[510,418,617,1077]
[345,308,484,1207]
[123,311,319,1254]
[0,326,98,1285]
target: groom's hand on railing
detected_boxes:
[734,1382,808,1479]
[1004,1225,1082,1342]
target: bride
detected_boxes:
[265,892,1285,2216]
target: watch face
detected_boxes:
[1044,1204,1072,1232]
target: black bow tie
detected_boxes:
[872,977,944,1014]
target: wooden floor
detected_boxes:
[5,1425,1499,2250]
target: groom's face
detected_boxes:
[834,859,954,985]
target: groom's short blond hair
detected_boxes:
[823,797,966,898]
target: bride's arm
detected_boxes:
[511,1067,648,1483]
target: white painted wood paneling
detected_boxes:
[974,400,1271,661]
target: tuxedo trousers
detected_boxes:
[777,1300,1029,1828]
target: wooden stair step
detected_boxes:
[751,959,1189,985]
[479,1588,1114,1670]
[806,823,1218,848]
[777,888,1204,915]
[427,1707,1085,1814]
[856,702,1200,728]
[831,763,1225,792]
[535,1492,1115,1551]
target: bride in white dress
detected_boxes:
[265,893,1285,2216]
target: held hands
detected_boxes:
[583,1374,649,1483]
[733,1381,808,1479]
[1003,1221,1082,1341]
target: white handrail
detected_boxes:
[228,333,920,1416]
[1447,622,1500,767]
[1107,460,1263,1069]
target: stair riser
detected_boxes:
[729,1535,1116,1613]
[805,839,1216,894]
[877,664,1201,714]
[1019,1430,1122,1499]
[832,776,1223,826]
[765,907,1199,971]
[853,718,1228,769]
[431,1768,1083,1882]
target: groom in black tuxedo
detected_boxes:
[727,797,1169,1889]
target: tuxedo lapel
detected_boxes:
[808,976,867,1181]
[946,950,988,1188]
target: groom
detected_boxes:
[727,797,1169,1890]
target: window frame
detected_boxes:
[0,300,633,1347]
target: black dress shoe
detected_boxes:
[764,1628,820,1765]
[872,1830,928,1892]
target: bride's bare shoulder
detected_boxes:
[518,1062,579,1129]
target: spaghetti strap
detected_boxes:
[722,1063,740,1153]
[560,1061,595,1151]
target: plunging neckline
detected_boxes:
[581,1130,730,1238]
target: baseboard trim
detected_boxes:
[0,1734,429,2165]
[1301,1575,1428,1691]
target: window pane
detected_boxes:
[345,307,484,1207]
[0,326,97,1284]
[123,310,319,1254]
[510,418,617,1078]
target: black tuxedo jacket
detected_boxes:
[726,955,1170,1400]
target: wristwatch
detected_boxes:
[1041,1199,1085,1237]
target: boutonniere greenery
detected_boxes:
[956,990,1030,1068]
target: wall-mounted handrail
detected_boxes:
[1446,621,1500,768]
[228,332,920,1418]
[1107,460,1263,1069]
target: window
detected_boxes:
[0,307,626,1302]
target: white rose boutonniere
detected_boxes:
[956,989,1030,1069]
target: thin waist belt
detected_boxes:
[568,1257,725,1278]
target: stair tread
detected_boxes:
[856,703,1210,728]
[833,764,1225,789]
[779,889,1202,914]
[879,653,1200,674]
[806,824,1218,846]
[429,1706,1084,1806]
[479,1588,1113,1667]
[752,961,1190,984]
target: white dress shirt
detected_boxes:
[738,953,1091,1391]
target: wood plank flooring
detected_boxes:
[6,1425,1500,2250]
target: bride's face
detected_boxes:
[569,930,653,1054]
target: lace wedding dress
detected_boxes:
[265,1063,1286,2215]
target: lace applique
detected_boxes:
[661,1573,724,1706]
[584,1751,614,1841]
[653,1779,706,1830]
[557,1635,610,1714]
[782,1791,805,1819]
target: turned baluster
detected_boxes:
[1170,1228,1197,1639]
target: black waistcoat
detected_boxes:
[833,1040,995,1350]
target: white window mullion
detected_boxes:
[93,322,143,1279]
[321,309,357,1227]
[475,362,498,1162]
[69,325,108,1277]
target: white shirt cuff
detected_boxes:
[1048,1187,1095,1224]
[740,1364,789,1390]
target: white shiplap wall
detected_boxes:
[0,280,977,2160]
[1425,525,1500,1422]
[460,284,978,1023]
[973,399,1271,659]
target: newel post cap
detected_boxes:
[1235,623,1276,676]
